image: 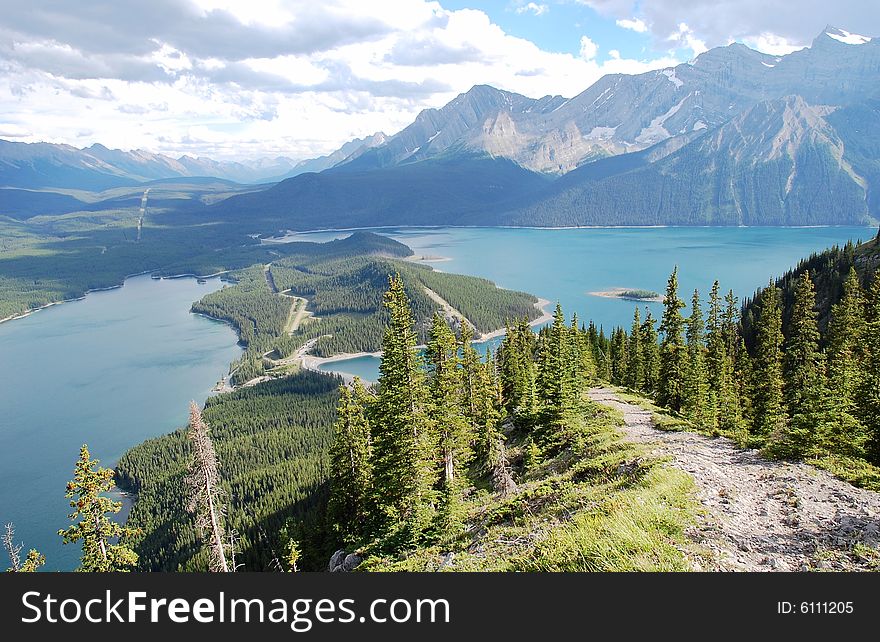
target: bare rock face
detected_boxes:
[328,550,363,572]
[327,549,346,572]
[335,27,880,179]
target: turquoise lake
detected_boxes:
[0,225,872,570]
[0,275,241,571]
[310,226,875,381]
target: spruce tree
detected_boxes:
[626,308,644,390]
[587,321,601,369]
[640,309,660,395]
[328,379,374,545]
[705,282,725,432]
[824,268,869,457]
[657,267,687,412]
[750,283,787,442]
[862,274,880,464]
[373,274,435,537]
[771,273,826,457]
[498,318,537,417]
[683,289,708,424]
[59,445,138,572]
[609,327,628,386]
[576,323,597,385]
[537,304,573,415]
[426,314,471,530]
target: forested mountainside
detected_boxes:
[116,371,341,571]
[741,230,880,342]
[205,155,550,231]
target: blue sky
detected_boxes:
[440,0,661,62]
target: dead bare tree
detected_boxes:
[3,523,22,571]
[3,522,44,572]
[185,402,231,572]
[491,440,518,497]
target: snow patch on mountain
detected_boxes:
[825,28,872,45]
[661,69,684,88]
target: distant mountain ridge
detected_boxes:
[0,134,387,190]
[3,26,879,228]
[210,26,879,231]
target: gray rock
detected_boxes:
[342,553,363,572]
[328,549,346,572]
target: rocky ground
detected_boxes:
[589,387,880,572]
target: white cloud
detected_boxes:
[671,22,708,56]
[0,0,686,160]
[583,0,880,54]
[579,35,599,60]
[616,17,648,33]
[515,3,549,16]
[743,32,807,55]
[608,49,621,59]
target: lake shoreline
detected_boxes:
[0,269,237,327]
[300,296,554,382]
[0,269,156,326]
[260,224,875,239]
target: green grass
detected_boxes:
[360,394,699,572]
[613,388,693,432]
[808,454,880,492]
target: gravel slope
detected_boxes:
[590,387,880,572]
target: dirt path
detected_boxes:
[263,264,279,293]
[135,188,150,242]
[589,387,880,572]
[422,286,476,333]
[282,292,310,333]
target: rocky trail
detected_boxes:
[589,387,880,572]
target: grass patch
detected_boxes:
[360,393,699,572]
[808,454,880,492]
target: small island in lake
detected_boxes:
[588,287,662,302]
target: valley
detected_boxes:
[1,18,880,577]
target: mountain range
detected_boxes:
[3,26,879,228]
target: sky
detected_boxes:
[0,0,877,161]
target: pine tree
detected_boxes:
[770,273,826,457]
[683,289,708,424]
[372,274,435,537]
[750,283,787,442]
[185,402,232,572]
[3,523,45,572]
[657,267,687,412]
[824,268,869,457]
[537,304,573,415]
[640,309,659,395]
[328,379,374,545]
[462,329,503,476]
[587,321,601,368]
[58,445,138,572]
[626,308,644,390]
[609,327,628,386]
[498,318,537,417]
[705,282,725,432]
[597,326,611,381]
[862,274,880,464]
[426,313,471,530]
